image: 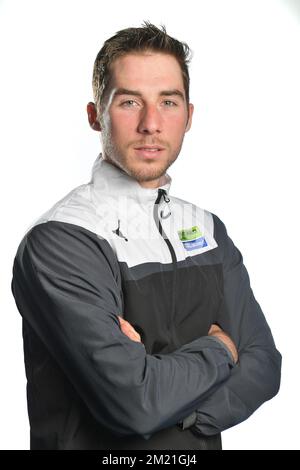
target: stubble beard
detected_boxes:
[101,128,181,184]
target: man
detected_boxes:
[11,22,281,450]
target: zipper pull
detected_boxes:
[157,189,171,219]
[155,188,166,204]
[163,192,170,203]
[155,188,170,203]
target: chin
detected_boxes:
[127,159,167,182]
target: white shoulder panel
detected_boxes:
[24,184,100,236]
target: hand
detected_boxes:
[118,316,142,343]
[208,323,238,364]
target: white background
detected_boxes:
[0,0,299,450]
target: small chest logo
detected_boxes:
[178,225,207,251]
[112,219,128,242]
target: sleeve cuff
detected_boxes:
[177,410,197,430]
[206,335,236,367]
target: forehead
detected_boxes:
[109,52,184,91]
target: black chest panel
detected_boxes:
[120,258,224,355]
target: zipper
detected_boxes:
[153,189,178,334]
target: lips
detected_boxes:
[137,148,161,151]
[134,146,165,151]
[134,147,164,158]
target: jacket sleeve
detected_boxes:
[186,214,282,436]
[11,220,235,440]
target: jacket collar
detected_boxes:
[90,153,172,204]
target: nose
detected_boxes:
[137,104,162,135]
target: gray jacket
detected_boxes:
[11,154,281,449]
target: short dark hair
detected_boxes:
[92,21,192,113]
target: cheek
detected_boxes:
[110,113,136,138]
[165,116,187,139]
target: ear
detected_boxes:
[87,102,101,132]
[185,103,194,132]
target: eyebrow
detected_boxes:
[113,88,185,101]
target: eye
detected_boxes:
[120,100,138,107]
[163,100,177,107]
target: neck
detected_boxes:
[102,154,169,190]
[138,174,168,189]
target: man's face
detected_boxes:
[93,52,193,188]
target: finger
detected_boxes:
[121,324,140,339]
[124,329,139,341]
[119,317,132,327]
[121,324,137,336]
[122,320,136,332]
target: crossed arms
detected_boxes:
[11,218,281,439]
